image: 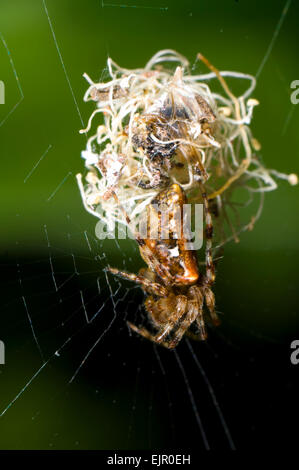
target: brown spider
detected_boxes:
[107,183,220,349]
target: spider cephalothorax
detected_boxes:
[108,183,219,348]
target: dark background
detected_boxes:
[0,0,298,450]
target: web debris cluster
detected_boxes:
[77,49,297,246]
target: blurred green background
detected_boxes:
[0,0,298,450]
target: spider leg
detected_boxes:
[167,301,200,348]
[197,52,238,104]
[198,179,215,287]
[188,285,207,341]
[204,287,220,326]
[107,267,168,297]
[127,322,174,349]
[191,180,220,330]
[195,306,208,341]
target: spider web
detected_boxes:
[0,0,298,451]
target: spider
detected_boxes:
[107,182,220,349]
